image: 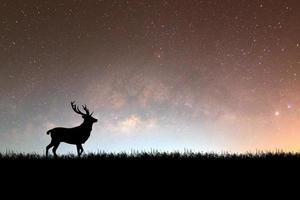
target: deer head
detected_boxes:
[71,101,98,124]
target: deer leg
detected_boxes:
[80,145,84,155]
[46,142,55,157]
[52,142,60,157]
[77,144,84,157]
[76,144,81,157]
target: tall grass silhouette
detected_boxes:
[1,150,300,161]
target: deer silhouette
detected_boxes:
[46,101,98,157]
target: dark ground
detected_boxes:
[1,151,299,194]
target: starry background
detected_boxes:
[0,0,300,154]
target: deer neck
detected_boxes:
[80,121,94,131]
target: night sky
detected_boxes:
[1,0,300,154]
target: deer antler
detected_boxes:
[71,101,86,116]
[82,105,91,116]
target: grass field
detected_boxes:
[1,151,300,161]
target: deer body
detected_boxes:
[46,102,98,157]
